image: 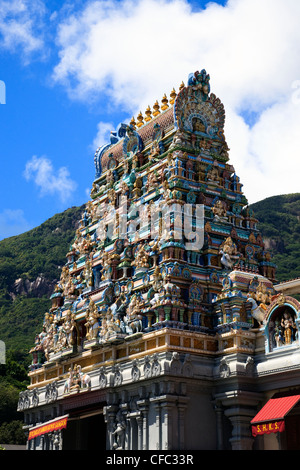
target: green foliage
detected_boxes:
[0,297,51,353]
[0,421,26,445]
[0,352,29,445]
[0,205,84,352]
[0,350,30,387]
[0,206,84,445]
[250,193,300,282]
[0,205,84,286]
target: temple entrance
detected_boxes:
[251,392,300,450]
[62,411,106,450]
[285,414,300,450]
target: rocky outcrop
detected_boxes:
[11,275,56,299]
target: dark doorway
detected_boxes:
[285,415,300,450]
[63,412,106,450]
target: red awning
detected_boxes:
[251,395,300,437]
[28,415,68,440]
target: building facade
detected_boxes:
[18,69,300,451]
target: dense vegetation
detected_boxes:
[0,351,29,446]
[250,193,300,282]
[0,205,84,446]
[0,193,299,445]
[0,205,84,353]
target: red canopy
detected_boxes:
[251,395,300,437]
[28,415,68,440]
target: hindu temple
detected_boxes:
[18,68,300,451]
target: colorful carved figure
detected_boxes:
[84,300,100,341]
[246,295,267,325]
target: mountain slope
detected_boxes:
[249,193,300,282]
[0,205,84,352]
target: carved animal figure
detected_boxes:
[246,296,267,325]
[220,251,233,269]
[124,315,143,334]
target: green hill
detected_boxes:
[0,205,84,353]
[250,193,300,283]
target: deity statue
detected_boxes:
[132,243,150,269]
[149,140,160,161]
[72,229,84,254]
[62,310,75,348]
[212,200,227,221]
[84,300,100,341]
[59,266,70,292]
[63,364,91,393]
[125,295,143,334]
[106,169,114,187]
[83,258,93,288]
[112,409,126,450]
[281,311,296,345]
[100,249,113,280]
[254,282,271,305]
[86,200,98,223]
[146,171,159,191]
[81,234,95,255]
[99,308,122,342]
[220,237,239,269]
[162,180,170,200]
[274,320,284,348]
[107,188,117,206]
[63,274,77,298]
[120,180,129,196]
[206,165,220,185]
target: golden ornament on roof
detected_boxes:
[145,105,152,122]
[161,94,169,110]
[169,87,177,105]
[152,100,160,116]
[136,111,144,128]
[179,81,185,91]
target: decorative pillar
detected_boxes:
[215,390,261,451]
[125,416,131,450]
[129,416,136,450]
[160,397,177,450]
[136,414,143,450]
[103,405,118,450]
[177,401,188,450]
[149,398,162,450]
[155,401,162,450]
[224,409,254,450]
[214,402,224,450]
[137,399,149,450]
[40,434,45,450]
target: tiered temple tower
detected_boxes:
[19,69,300,451]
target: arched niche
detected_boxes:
[265,300,300,353]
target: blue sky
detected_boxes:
[0,0,300,240]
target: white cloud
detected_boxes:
[92,120,115,150]
[0,209,32,240]
[51,0,300,203]
[0,0,46,59]
[24,155,77,203]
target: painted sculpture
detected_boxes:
[29,68,279,371]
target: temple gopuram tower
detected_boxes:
[19,69,300,451]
